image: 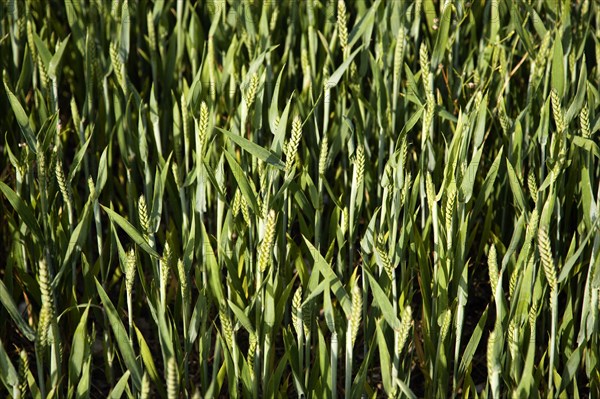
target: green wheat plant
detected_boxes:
[1,1,600,398]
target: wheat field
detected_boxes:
[1,0,599,398]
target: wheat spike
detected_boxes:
[177,259,188,303]
[419,43,434,113]
[488,244,499,300]
[109,42,126,92]
[397,305,412,354]
[580,103,590,138]
[319,134,329,176]
[440,308,452,342]
[160,243,172,302]
[376,237,394,281]
[37,144,47,197]
[534,32,552,74]
[498,99,511,135]
[198,101,209,153]
[38,55,50,92]
[258,210,277,273]
[508,319,518,362]
[538,226,557,292]
[38,259,53,315]
[167,356,178,399]
[551,88,564,133]
[248,332,257,378]
[17,348,29,397]
[400,136,409,172]
[337,0,348,55]
[509,266,518,299]
[341,206,349,236]
[27,19,37,63]
[232,189,242,218]
[292,286,303,338]
[426,172,436,212]
[524,209,539,259]
[445,184,456,249]
[140,371,150,399]
[401,171,412,208]
[55,158,72,209]
[241,195,251,226]
[394,28,406,83]
[37,305,50,347]
[303,298,314,338]
[138,195,149,236]
[355,144,365,188]
[528,302,538,330]
[419,43,430,84]
[245,72,259,109]
[350,284,362,346]
[125,249,136,296]
[527,170,538,201]
[37,283,53,353]
[487,329,500,398]
[219,304,234,349]
[286,115,303,174]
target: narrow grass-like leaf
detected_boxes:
[271,94,293,155]
[558,222,598,282]
[458,307,488,377]
[558,345,583,393]
[67,132,93,183]
[219,127,285,169]
[506,160,527,212]
[364,268,401,330]
[135,325,167,397]
[201,220,225,304]
[431,0,452,68]
[551,32,565,97]
[0,181,43,241]
[375,320,393,394]
[223,150,259,213]
[69,303,90,384]
[96,147,109,196]
[269,66,286,135]
[473,147,503,215]
[101,205,160,258]
[95,279,142,390]
[459,145,483,203]
[347,1,379,49]
[302,237,351,316]
[0,279,36,341]
[65,0,84,54]
[0,339,18,393]
[108,370,130,399]
[572,136,600,159]
[150,155,171,232]
[325,46,363,89]
[48,34,70,79]
[565,62,587,124]
[3,82,36,153]
[56,197,92,286]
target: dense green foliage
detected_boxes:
[1,0,600,397]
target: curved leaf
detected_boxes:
[95,279,142,390]
[100,205,160,258]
